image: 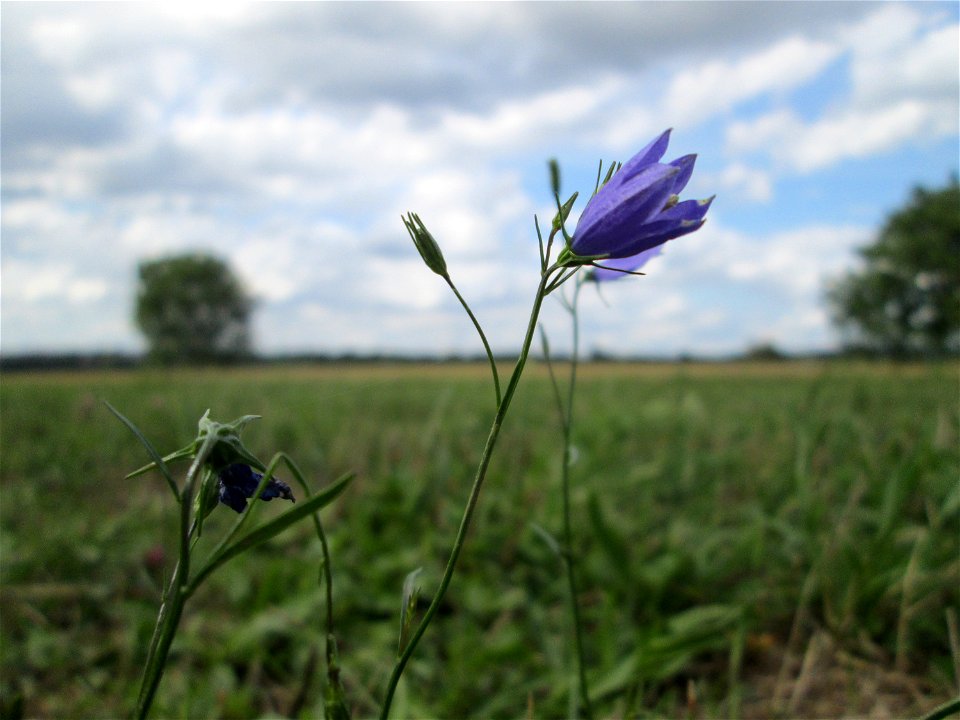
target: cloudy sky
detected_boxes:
[3,1,958,358]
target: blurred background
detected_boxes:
[1,4,958,719]
[3,1,957,362]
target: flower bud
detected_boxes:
[197,410,267,472]
[548,158,561,196]
[403,212,448,277]
[552,191,579,231]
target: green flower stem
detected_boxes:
[282,455,343,690]
[134,561,186,719]
[379,262,562,719]
[560,281,593,719]
[921,697,960,720]
[134,434,215,719]
[313,497,337,662]
[541,279,593,719]
[444,274,501,407]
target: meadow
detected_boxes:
[1,360,957,719]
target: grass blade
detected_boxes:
[103,400,180,502]
[398,567,423,656]
[188,471,354,593]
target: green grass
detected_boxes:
[1,361,958,718]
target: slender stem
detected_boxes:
[278,453,337,657]
[134,563,186,719]
[379,264,560,719]
[921,697,960,720]
[304,476,342,687]
[290,456,345,706]
[134,435,214,719]
[541,282,593,718]
[561,281,593,719]
[317,512,336,649]
[445,275,502,407]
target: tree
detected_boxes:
[828,177,960,357]
[135,253,253,364]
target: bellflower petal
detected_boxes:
[573,164,680,256]
[668,154,697,195]
[567,130,712,270]
[217,463,295,513]
[602,196,715,257]
[612,128,672,188]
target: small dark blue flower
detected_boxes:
[567,129,713,270]
[217,463,295,513]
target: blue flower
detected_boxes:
[217,463,295,513]
[566,129,713,272]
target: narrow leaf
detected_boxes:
[529,521,564,559]
[398,567,423,656]
[535,215,546,270]
[587,492,631,570]
[104,400,180,502]
[125,445,196,481]
[920,697,960,720]
[189,472,354,592]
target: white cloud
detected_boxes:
[664,35,841,124]
[716,163,773,202]
[362,258,448,310]
[723,226,864,296]
[846,4,958,108]
[392,168,531,260]
[725,109,794,158]
[668,218,868,297]
[117,204,228,258]
[439,80,623,151]
[29,16,92,65]
[645,291,687,322]
[793,101,944,171]
[2,2,956,357]
[724,5,958,173]
[152,2,255,28]
[2,260,108,304]
[727,100,947,172]
[234,222,351,303]
[1,197,75,238]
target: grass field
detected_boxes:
[1,361,958,718]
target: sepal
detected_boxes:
[197,410,267,472]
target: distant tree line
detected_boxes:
[135,253,253,365]
[4,176,955,370]
[828,175,959,358]
[0,353,143,372]
[3,348,935,373]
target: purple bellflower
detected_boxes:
[217,463,295,513]
[564,129,713,276]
